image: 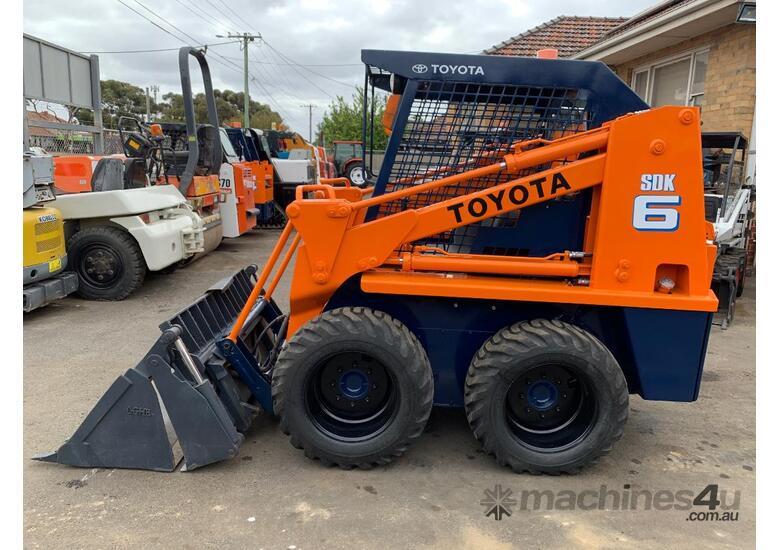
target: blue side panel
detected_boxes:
[468,193,593,257]
[325,277,712,407]
[621,308,713,401]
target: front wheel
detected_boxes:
[68,225,146,300]
[465,319,628,474]
[272,307,433,469]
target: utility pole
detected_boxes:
[301,104,316,142]
[145,85,160,122]
[218,33,263,128]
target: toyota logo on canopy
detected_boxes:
[411,64,428,74]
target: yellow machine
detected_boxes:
[23,152,78,312]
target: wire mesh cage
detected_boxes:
[373,80,594,255]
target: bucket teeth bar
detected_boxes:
[34,266,285,472]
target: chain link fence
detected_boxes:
[28,129,123,155]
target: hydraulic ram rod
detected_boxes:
[228,223,294,342]
[385,254,581,278]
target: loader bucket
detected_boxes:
[34,266,286,472]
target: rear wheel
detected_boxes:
[272,307,433,468]
[68,225,146,301]
[345,162,365,187]
[465,319,628,474]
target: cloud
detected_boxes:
[23,0,654,133]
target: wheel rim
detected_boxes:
[305,351,398,441]
[348,165,365,186]
[504,363,597,451]
[78,244,123,289]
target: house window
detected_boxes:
[631,49,709,107]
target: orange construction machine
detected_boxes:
[38,50,717,475]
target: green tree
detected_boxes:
[317,87,388,149]
[99,79,149,129]
[158,89,283,129]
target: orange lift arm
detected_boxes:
[229,124,611,339]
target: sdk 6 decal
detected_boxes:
[632,174,681,231]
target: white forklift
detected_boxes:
[50,47,230,301]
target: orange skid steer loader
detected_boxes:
[36,50,718,474]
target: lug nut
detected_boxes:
[525,407,532,413]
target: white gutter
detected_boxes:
[572,0,739,61]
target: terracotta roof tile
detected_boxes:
[485,16,628,58]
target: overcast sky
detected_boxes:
[24,0,655,134]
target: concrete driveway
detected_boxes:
[24,230,756,549]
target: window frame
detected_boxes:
[630,47,711,107]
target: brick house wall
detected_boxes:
[612,23,755,139]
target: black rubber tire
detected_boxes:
[272,307,433,469]
[68,225,146,301]
[344,161,366,188]
[464,319,628,474]
[736,263,746,298]
[726,248,747,298]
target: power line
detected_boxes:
[262,40,355,89]
[114,0,296,129]
[202,0,243,29]
[251,45,311,103]
[239,58,362,68]
[117,0,295,132]
[116,0,192,45]
[184,0,229,27]
[79,40,238,54]
[170,0,224,29]
[130,0,204,46]
[214,0,245,26]
[255,40,334,98]
[218,33,262,128]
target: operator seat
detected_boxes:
[197,125,222,175]
[123,158,148,189]
[90,158,125,192]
